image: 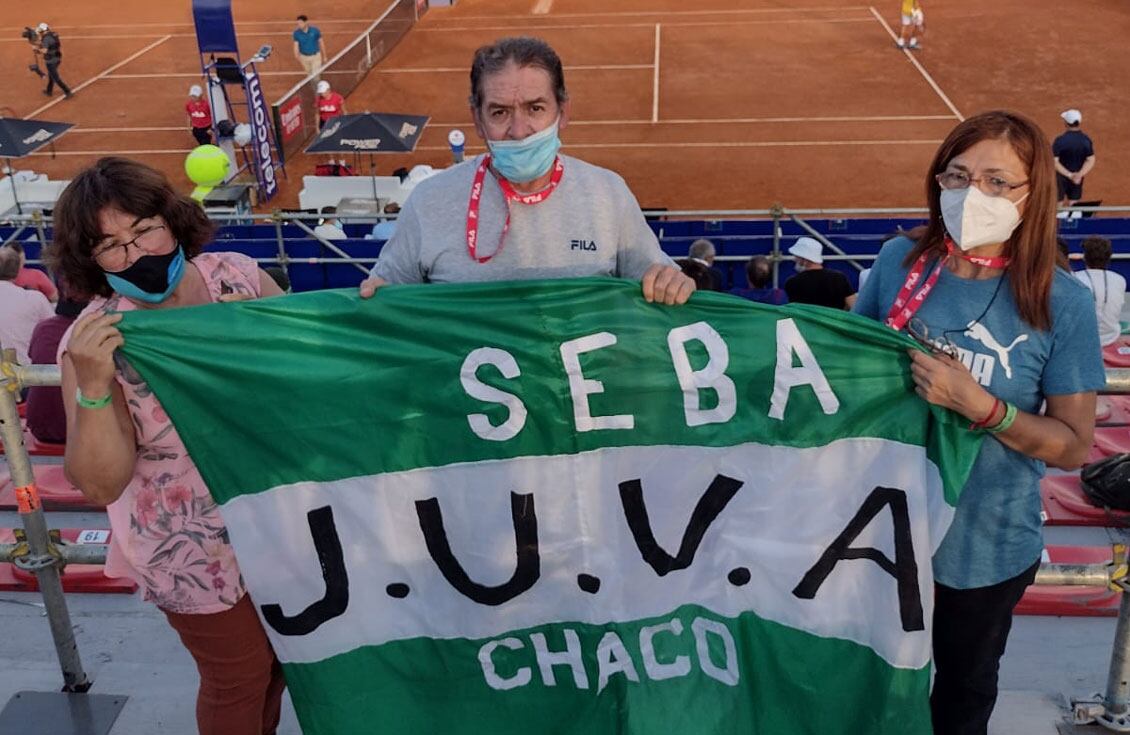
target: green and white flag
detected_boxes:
[119,278,981,735]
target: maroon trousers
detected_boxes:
[164,594,287,735]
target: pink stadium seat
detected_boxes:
[1086,427,1130,464]
[0,465,102,511]
[1041,473,1130,527]
[1104,339,1130,368]
[1097,396,1130,426]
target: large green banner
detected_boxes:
[119,279,980,734]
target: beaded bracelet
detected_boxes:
[986,401,1018,434]
[75,387,112,410]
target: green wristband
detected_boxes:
[986,401,1018,434]
[75,387,112,410]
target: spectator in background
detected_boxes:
[1056,237,1072,270]
[731,255,787,305]
[7,242,58,301]
[783,236,856,309]
[1074,236,1125,346]
[1053,109,1095,206]
[365,202,400,241]
[0,246,53,365]
[687,238,724,290]
[316,80,346,130]
[359,36,692,305]
[27,288,88,443]
[313,206,347,240]
[677,258,716,292]
[185,85,213,146]
[293,14,327,80]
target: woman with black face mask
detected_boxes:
[48,157,287,735]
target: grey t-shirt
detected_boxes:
[370,154,673,284]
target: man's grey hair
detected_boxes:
[688,238,716,262]
[0,247,20,281]
[469,37,568,111]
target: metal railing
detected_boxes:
[5,349,1130,727]
[6,205,1129,288]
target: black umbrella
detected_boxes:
[0,117,73,215]
[305,112,429,203]
[305,112,429,154]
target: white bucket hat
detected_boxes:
[1061,109,1082,125]
[788,237,824,264]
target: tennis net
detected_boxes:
[272,0,418,162]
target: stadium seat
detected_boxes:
[0,465,102,511]
[1103,339,1130,368]
[1041,473,1130,527]
[1086,427,1130,464]
[1096,396,1130,426]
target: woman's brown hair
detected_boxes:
[47,157,216,299]
[905,110,1059,330]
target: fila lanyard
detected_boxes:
[885,237,1011,331]
[466,155,564,264]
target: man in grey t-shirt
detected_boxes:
[360,37,693,305]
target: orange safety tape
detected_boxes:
[15,484,40,514]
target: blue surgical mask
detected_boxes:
[104,245,186,303]
[487,119,561,183]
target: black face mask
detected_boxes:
[102,246,184,300]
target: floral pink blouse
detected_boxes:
[61,253,261,614]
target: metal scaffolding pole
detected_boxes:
[0,347,90,693]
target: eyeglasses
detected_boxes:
[907,318,958,359]
[936,171,1028,198]
[91,224,169,270]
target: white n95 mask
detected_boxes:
[940,186,1025,250]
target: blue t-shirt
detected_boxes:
[855,237,1105,588]
[293,26,322,56]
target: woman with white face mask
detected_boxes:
[854,110,1105,735]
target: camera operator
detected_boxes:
[30,23,73,99]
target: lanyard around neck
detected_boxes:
[465,155,564,264]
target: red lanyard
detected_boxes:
[466,155,564,264]
[885,238,1011,330]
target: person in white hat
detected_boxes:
[33,22,72,99]
[1052,109,1095,206]
[185,84,213,146]
[783,236,856,309]
[315,79,346,131]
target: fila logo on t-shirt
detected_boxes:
[570,239,597,251]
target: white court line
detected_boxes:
[69,127,183,133]
[417,139,944,151]
[416,17,874,32]
[24,35,173,119]
[429,114,956,127]
[652,24,661,123]
[531,0,555,14]
[105,71,304,79]
[428,6,870,21]
[29,149,193,156]
[868,7,963,121]
[0,19,376,32]
[377,64,652,73]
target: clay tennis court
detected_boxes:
[0,0,1126,210]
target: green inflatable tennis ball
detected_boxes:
[184,145,230,187]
